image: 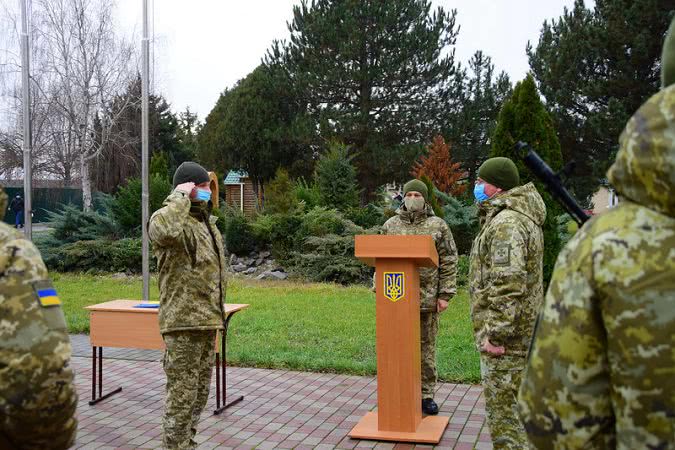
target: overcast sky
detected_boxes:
[115,1,587,119]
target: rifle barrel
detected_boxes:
[515,142,590,226]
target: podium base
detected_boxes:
[348,411,449,444]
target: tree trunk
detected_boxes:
[80,154,93,211]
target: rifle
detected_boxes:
[514,141,590,227]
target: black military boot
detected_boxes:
[422,398,439,415]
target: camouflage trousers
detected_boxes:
[421,312,439,398]
[480,356,529,449]
[162,330,216,450]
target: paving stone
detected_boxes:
[67,334,489,449]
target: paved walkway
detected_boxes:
[69,335,492,449]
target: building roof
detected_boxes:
[223,170,248,184]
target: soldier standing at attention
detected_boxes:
[518,18,675,449]
[380,179,458,415]
[0,185,78,449]
[469,157,546,449]
[149,162,228,450]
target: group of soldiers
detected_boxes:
[383,154,548,448]
[2,18,674,450]
[386,19,675,450]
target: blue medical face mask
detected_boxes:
[473,183,490,203]
[195,188,211,202]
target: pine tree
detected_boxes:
[149,151,170,183]
[173,107,199,174]
[197,65,313,194]
[490,74,563,285]
[267,0,462,197]
[446,51,512,183]
[528,0,671,199]
[314,141,360,211]
[265,168,300,215]
[412,135,466,197]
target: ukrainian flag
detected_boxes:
[135,300,159,308]
[37,288,61,306]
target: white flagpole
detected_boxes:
[141,0,150,300]
[19,0,32,239]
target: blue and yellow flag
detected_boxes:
[36,287,61,307]
[135,301,160,309]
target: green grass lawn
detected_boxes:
[53,273,480,383]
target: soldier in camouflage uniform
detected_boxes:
[380,179,458,415]
[0,185,78,449]
[469,157,546,449]
[149,162,228,450]
[518,19,675,449]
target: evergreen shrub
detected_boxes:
[219,206,256,255]
[436,190,478,255]
[315,141,360,211]
[344,204,386,229]
[108,174,173,236]
[47,204,119,243]
[43,238,152,273]
[265,168,300,214]
[490,74,564,285]
[293,177,321,210]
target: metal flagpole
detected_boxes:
[19,0,32,240]
[141,0,150,301]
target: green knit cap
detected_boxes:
[662,16,675,88]
[477,157,520,191]
[172,161,210,188]
[403,179,428,200]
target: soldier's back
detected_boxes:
[587,201,675,448]
[0,221,78,449]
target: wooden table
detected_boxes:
[85,300,249,414]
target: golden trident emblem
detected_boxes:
[383,272,405,302]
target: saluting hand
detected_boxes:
[175,182,196,197]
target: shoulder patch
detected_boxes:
[493,244,511,266]
[32,280,61,307]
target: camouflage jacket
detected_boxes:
[149,190,227,334]
[469,182,546,367]
[519,85,675,449]
[0,188,77,449]
[380,205,458,311]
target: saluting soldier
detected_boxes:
[149,162,228,449]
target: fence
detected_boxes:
[3,187,83,224]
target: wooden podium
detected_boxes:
[349,235,449,444]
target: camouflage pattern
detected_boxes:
[469,182,546,363]
[381,205,458,311]
[381,204,458,397]
[150,190,228,449]
[518,84,675,449]
[469,182,546,448]
[149,189,228,334]
[481,358,529,449]
[420,312,439,397]
[162,330,216,450]
[0,187,78,449]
